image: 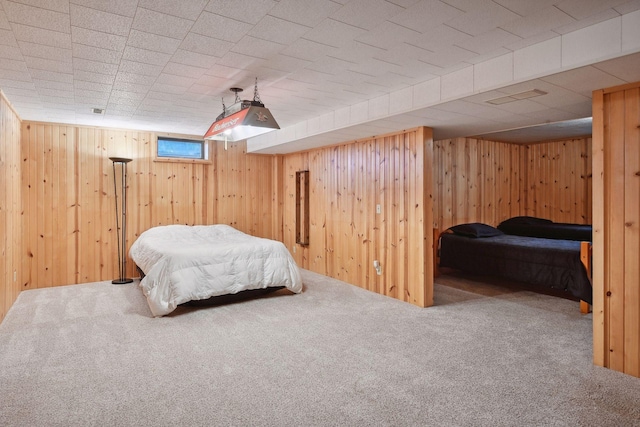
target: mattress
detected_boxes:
[129,224,303,316]
[497,216,592,241]
[439,232,592,304]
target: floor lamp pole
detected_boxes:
[110,157,133,285]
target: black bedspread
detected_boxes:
[497,217,592,241]
[439,233,592,304]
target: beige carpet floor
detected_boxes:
[1,269,639,426]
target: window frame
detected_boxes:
[154,134,212,164]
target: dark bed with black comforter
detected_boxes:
[497,216,592,241]
[438,222,592,304]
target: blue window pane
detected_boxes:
[157,137,203,159]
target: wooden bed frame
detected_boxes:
[433,228,593,314]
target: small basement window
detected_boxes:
[156,136,210,162]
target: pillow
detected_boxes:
[498,216,552,227]
[449,223,503,238]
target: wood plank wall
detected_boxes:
[281,127,434,307]
[0,91,22,322]
[20,122,275,289]
[524,139,592,224]
[592,82,640,378]
[433,137,592,230]
[433,138,524,230]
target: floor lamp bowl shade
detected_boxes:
[109,157,134,285]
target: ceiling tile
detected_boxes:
[457,28,521,54]
[492,0,558,16]
[126,29,181,55]
[280,38,337,61]
[389,0,464,32]
[269,0,342,27]
[70,4,133,36]
[541,66,626,96]
[304,19,368,49]
[355,20,419,49]
[19,41,72,62]
[409,24,472,52]
[0,57,28,72]
[331,0,405,30]
[555,0,629,20]
[248,15,311,45]
[593,52,640,82]
[215,51,266,72]
[132,7,194,40]
[500,7,576,38]
[553,9,620,34]
[38,87,74,99]
[118,60,163,77]
[0,28,18,46]
[191,11,253,43]
[122,46,172,67]
[231,35,284,59]
[111,80,150,93]
[24,56,72,73]
[179,32,234,57]
[0,67,31,81]
[114,71,155,85]
[170,49,220,69]
[73,58,119,75]
[0,44,25,60]
[73,43,123,64]
[70,0,139,17]
[0,78,37,90]
[149,82,188,95]
[71,26,127,51]
[74,69,115,85]
[2,1,70,32]
[162,62,207,79]
[446,1,521,36]
[11,0,69,13]
[10,23,71,48]
[74,79,111,92]
[138,0,208,20]
[155,73,197,88]
[204,0,276,25]
[261,54,311,73]
[0,8,11,30]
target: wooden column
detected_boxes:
[592,82,640,378]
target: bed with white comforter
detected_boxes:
[129,224,303,316]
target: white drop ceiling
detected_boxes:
[1,0,640,153]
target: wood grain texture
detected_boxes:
[0,92,22,322]
[20,123,276,289]
[281,127,433,307]
[433,137,592,230]
[592,81,640,378]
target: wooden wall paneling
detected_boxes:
[0,92,22,321]
[420,127,434,307]
[607,89,627,372]
[593,81,640,378]
[592,89,607,368]
[623,87,640,377]
[280,128,432,308]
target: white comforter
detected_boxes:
[129,224,302,316]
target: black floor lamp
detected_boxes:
[110,157,133,284]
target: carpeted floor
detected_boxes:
[1,269,639,426]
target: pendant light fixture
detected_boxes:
[203,78,279,143]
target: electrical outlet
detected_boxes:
[293,246,296,253]
[13,271,17,282]
[376,204,381,214]
[373,260,382,275]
